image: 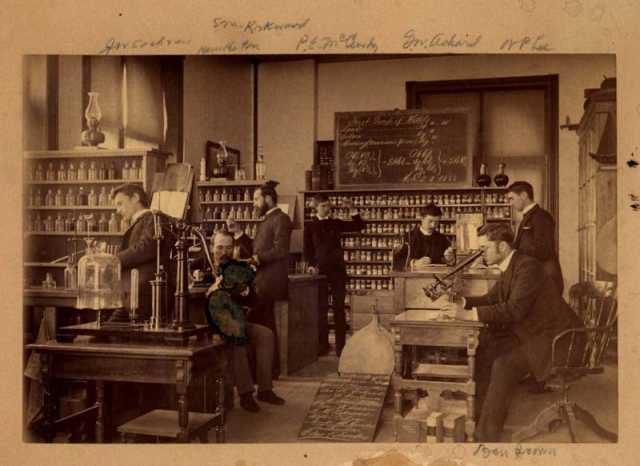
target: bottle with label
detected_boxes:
[98,187,108,206]
[65,214,73,232]
[58,162,67,181]
[55,189,64,207]
[77,161,87,180]
[64,261,77,289]
[107,162,116,180]
[45,189,54,207]
[33,213,42,232]
[130,160,139,180]
[205,189,213,202]
[77,187,88,206]
[98,213,108,232]
[244,188,251,201]
[64,188,74,207]
[54,214,64,232]
[122,161,130,180]
[87,188,97,207]
[44,215,54,232]
[67,162,76,181]
[204,207,212,220]
[86,215,97,233]
[108,213,118,233]
[212,207,220,219]
[98,162,106,180]
[88,161,97,180]
[35,163,44,181]
[228,206,236,220]
[221,189,228,202]
[75,216,85,233]
[46,162,56,181]
[213,189,221,202]
[256,146,266,180]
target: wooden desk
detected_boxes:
[390,310,485,442]
[26,338,226,443]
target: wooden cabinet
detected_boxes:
[577,81,616,282]
[23,149,168,288]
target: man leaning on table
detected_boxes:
[441,223,581,442]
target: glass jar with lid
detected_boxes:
[77,238,123,310]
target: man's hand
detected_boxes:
[443,247,456,266]
[307,266,319,275]
[205,275,224,298]
[440,301,472,321]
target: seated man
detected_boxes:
[442,223,581,442]
[395,203,456,270]
[205,230,285,412]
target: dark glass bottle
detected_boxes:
[494,162,509,187]
[476,163,491,187]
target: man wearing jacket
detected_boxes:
[112,183,175,320]
[303,194,364,357]
[442,223,581,442]
[250,180,292,378]
[507,181,564,295]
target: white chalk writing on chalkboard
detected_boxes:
[335,109,471,187]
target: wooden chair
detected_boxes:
[512,281,618,443]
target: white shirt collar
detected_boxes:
[497,250,516,273]
[523,202,537,215]
[131,208,152,224]
[233,232,244,240]
[266,206,280,216]
[419,226,433,236]
[316,214,330,221]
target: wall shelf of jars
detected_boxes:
[195,180,263,240]
[23,149,168,288]
[303,187,511,293]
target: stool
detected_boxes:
[117,409,224,443]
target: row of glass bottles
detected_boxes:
[199,188,254,203]
[307,204,511,221]
[346,264,392,276]
[26,212,129,233]
[29,187,113,207]
[203,205,259,221]
[212,222,258,239]
[344,250,393,262]
[29,160,141,182]
[305,191,508,209]
[341,236,404,249]
[347,278,394,292]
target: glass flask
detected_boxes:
[77,239,123,310]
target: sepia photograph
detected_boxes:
[21,53,618,448]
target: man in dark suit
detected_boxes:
[507,181,564,295]
[250,180,292,378]
[111,183,174,320]
[303,194,364,357]
[442,223,581,442]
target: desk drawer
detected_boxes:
[399,327,471,347]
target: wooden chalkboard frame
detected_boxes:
[334,108,475,189]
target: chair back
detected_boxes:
[553,281,617,376]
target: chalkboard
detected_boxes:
[335,109,473,188]
[298,373,390,442]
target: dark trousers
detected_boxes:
[317,268,347,356]
[475,331,530,442]
[248,296,280,379]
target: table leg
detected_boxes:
[95,381,105,443]
[392,328,403,417]
[215,374,226,443]
[40,353,56,443]
[176,360,190,443]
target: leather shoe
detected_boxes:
[239,393,260,412]
[257,390,285,405]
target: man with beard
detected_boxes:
[442,223,581,442]
[206,230,285,411]
[250,180,292,378]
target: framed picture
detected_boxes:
[205,140,240,180]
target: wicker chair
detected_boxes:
[512,281,618,442]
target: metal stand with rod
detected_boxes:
[423,249,484,301]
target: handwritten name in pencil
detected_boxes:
[402,30,482,50]
[212,17,310,33]
[197,40,260,54]
[98,37,192,55]
[296,33,378,53]
[500,34,554,51]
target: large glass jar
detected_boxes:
[77,239,123,309]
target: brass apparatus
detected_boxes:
[423,249,484,301]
